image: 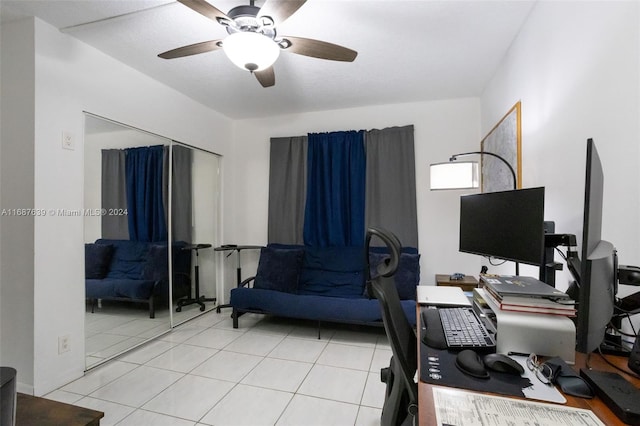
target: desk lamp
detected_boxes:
[429,150,519,273]
[429,151,516,191]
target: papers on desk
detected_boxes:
[432,387,604,426]
[417,285,471,307]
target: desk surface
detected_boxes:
[417,307,640,426]
[214,245,263,251]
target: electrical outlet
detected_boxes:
[62,131,75,150]
[58,335,70,354]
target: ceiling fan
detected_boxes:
[158,0,358,87]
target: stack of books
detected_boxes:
[480,275,576,317]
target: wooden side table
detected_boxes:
[17,393,103,425]
[435,274,479,292]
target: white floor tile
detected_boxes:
[213,312,263,330]
[109,318,165,337]
[268,336,328,363]
[190,311,227,328]
[370,347,393,373]
[85,333,131,355]
[200,384,293,426]
[224,331,284,356]
[92,336,148,359]
[90,365,183,407]
[42,389,83,404]
[191,350,263,383]
[276,394,359,426]
[158,324,209,344]
[183,327,244,349]
[317,342,375,371]
[117,339,176,365]
[142,374,234,421]
[288,323,334,341]
[298,364,368,404]
[145,344,218,373]
[75,396,135,426]
[241,358,312,392]
[361,372,385,408]
[330,329,382,348]
[355,406,382,426]
[64,315,394,426]
[250,317,296,335]
[117,409,197,426]
[62,361,138,395]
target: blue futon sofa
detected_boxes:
[85,239,191,318]
[230,244,420,329]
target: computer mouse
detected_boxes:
[455,349,489,379]
[483,353,525,376]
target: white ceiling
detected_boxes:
[1,0,536,119]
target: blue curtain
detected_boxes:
[303,131,366,247]
[125,145,167,242]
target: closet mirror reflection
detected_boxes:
[83,114,220,370]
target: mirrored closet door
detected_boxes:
[83,114,221,370]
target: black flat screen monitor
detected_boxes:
[459,187,545,266]
[576,138,617,353]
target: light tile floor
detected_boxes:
[85,300,210,368]
[48,311,392,425]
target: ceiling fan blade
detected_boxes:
[254,67,275,87]
[158,40,222,59]
[178,0,231,23]
[258,0,307,25]
[281,36,357,62]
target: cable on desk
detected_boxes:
[595,346,640,380]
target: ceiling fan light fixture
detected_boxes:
[223,31,280,72]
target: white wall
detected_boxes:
[1,17,234,395]
[228,99,483,299]
[481,2,640,320]
[0,18,36,391]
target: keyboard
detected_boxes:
[422,307,495,351]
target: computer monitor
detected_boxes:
[459,187,545,266]
[575,138,617,353]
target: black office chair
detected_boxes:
[366,227,418,426]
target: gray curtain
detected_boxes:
[101,149,129,239]
[268,136,307,244]
[164,144,193,243]
[267,125,417,248]
[365,125,418,248]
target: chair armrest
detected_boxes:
[239,276,256,288]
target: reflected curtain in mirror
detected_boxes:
[101,145,193,243]
[101,149,128,239]
[126,145,167,242]
[164,144,193,243]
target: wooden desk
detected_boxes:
[416,307,640,425]
[17,393,103,426]
[435,274,478,292]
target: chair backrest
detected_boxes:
[366,228,418,407]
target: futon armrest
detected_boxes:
[239,276,256,288]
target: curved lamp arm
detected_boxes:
[450,151,517,190]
